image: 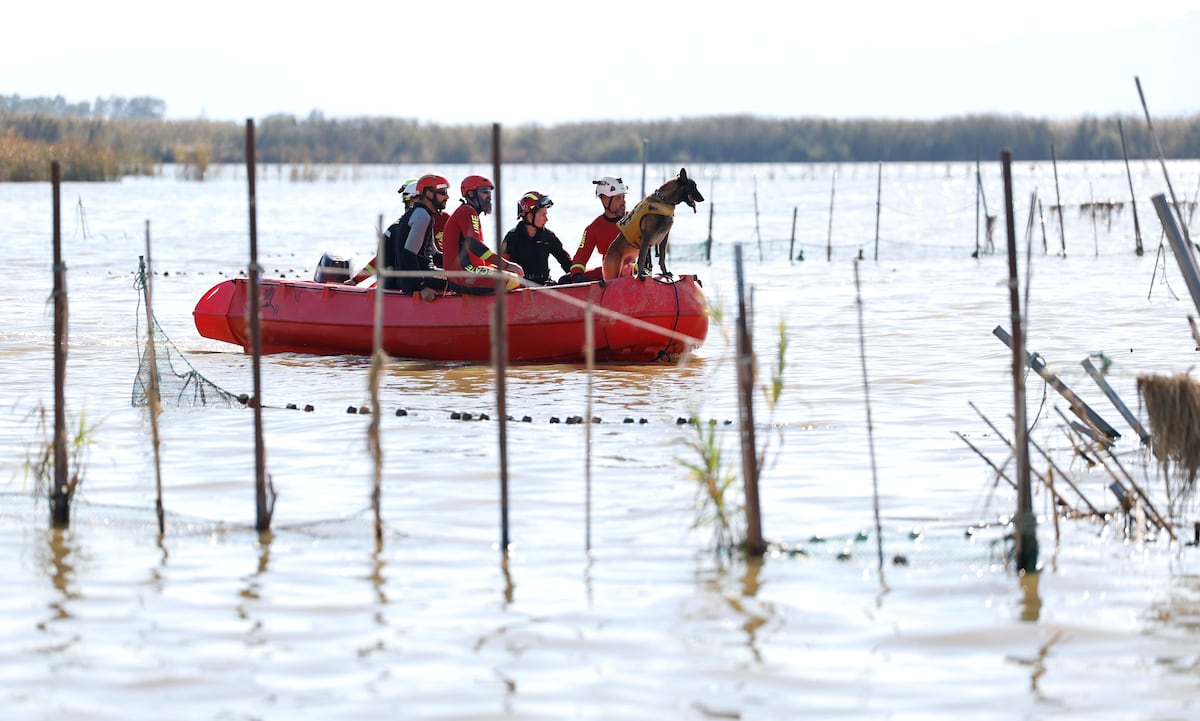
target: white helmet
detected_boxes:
[399,178,419,203]
[593,176,628,198]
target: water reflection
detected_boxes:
[39,528,82,623]
[701,556,775,663]
[1019,571,1042,622]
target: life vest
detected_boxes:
[617,198,675,249]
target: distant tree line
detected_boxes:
[2,94,1198,181]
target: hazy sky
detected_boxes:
[6,0,1199,125]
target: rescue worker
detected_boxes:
[441,175,524,293]
[380,173,451,300]
[502,191,572,286]
[348,177,419,285]
[565,176,629,282]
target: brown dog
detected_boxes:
[602,168,705,280]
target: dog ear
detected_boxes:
[678,168,688,182]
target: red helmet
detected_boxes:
[461,175,494,196]
[517,191,553,217]
[417,174,450,195]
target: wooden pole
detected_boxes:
[585,305,594,553]
[1117,119,1145,256]
[1089,182,1099,257]
[1001,148,1038,574]
[705,177,714,264]
[50,161,69,529]
[369,205,386,544]
[492,123,510,552]
[1153,192,1200,318]
[1136,76,1192,249]
[140,235,165,536]
[753,175,763,262]
[992,325,1122,440]
[1080,357,1151,445]
[974,148,982,257]
[825,170,836,262]
[245,119,270,533]
[873,161,882,262]
[854,260,885,581]
[734,246,764,557]
[788,207,798,263]
[640,138,648,199]
[1051,144,1066,256]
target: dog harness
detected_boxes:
[617,198,675,249]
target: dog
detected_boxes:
[602,168,704,281]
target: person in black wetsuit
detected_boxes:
[501,191,572,286]
[381,173,451,300]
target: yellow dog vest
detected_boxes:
[617,199,674,249]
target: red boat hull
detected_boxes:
[193,275,709,362]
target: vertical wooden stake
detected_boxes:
[873,161,882,262]
[585,305,594,553]
[825,170,836,262]
[1002,148,1038,574]
[705,177,714,264]
[788,207,798,263]
[734,246,764,557]
[491,123,510,553]
[245,119,270,534]
[1117,118,1145,256]
[854,260,885,583]
[51,161,69,529]
[753,175,763,262]
[1051,144,1066,256]
[140,231,165,536]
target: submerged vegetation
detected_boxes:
[3,93,1200,182]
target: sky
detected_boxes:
[5,0,1199,126]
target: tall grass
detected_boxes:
[0,133,154,181]
[21,406,99,518]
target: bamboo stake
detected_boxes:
[1037,198,1048,254]
[140,241,165,536]
[1051,144,1066,256]
[585,305,594,553]
[1001,148,1038,573]
[854,260,885,580]
[370,213,386,544]
[492,123,510,553]
[734,246,764,557]
[1153,193,1200,316]
[974,149,982,258]
[245,119,271,534]
[788,207,798,263]
[1136,76,1192,249]
[752,175,764,262]
[1118,119,1145,256]
[992,326,1122,440]
[1080,357,1151,445]
[825,170,836,262]
[1054,408,1175,540]
[51,161,69,529]
[1089,182,1099,257]
[873,161,882,262]
[705,177,714,264]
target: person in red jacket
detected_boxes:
[441,175,524,293]
[565,176,629,282]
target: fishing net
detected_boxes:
[131,267,245,409]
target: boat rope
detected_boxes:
[655,279,683,362]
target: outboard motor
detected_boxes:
[313,252,351,283]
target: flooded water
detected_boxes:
[2,161,1200,720]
